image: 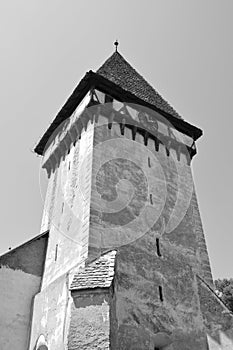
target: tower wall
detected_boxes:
[28,116,95,349]
[40,120,94,289]
[86,112,217,349]
[30,90,232,349]
[88,112,213,283]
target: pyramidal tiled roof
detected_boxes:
[70,251,116,291]
[97,51,182,119]
[34,49,203,155]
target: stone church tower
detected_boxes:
[1,46,233,350]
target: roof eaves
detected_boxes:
[34,71,202,156]
[34,71,94,155]
[92,71,203,140]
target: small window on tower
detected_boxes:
[150,194,153,205]
[55,244,58,261]
[156,238,162,257]
[159,286,163,302]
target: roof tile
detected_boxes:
[70,251,116,291]
[97,51,182,119]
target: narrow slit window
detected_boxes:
[61,202,64,214]
[159,286,163,302]
[148,157,151,167]
[55,244,58,261]
[68,161,71,170]
[150,194,153,205]
[156,238,161,257]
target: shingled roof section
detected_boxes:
[97,51,182,120]
[70,251,116,291]
[34,50,203,155]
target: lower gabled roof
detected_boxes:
[70,251,116,291]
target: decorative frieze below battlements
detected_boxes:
[41,89,197,177]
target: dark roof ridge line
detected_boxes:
[84,249,117,266]
[0,230,49,259]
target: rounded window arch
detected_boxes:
[35,335,48,350]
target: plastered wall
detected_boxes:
[41,121,94,288]
[29,121,94,349]
[29,274,71,350]
[0,266,41,350]
[0,233,48,350]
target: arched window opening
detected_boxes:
[35,335,48,350]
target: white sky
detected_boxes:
[0,0,232,279]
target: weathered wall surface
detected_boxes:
[192,191,213,287]
[89,115,212,278]
[0,266,41,350]
[88,117,218,349]
[68,296,110,350]
[112,231,209,349]
[0,233,48,350]
[29,274,71,350]
[41,120,94,288]
[34,101,231,349]
[29,120,95,348]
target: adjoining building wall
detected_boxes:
[0,267,41,350]
[29,274,71,350]
[0,233,48,350]
[68,292,110,350]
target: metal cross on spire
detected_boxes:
[114,40,119,52]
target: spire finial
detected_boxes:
[114,39,119,52]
